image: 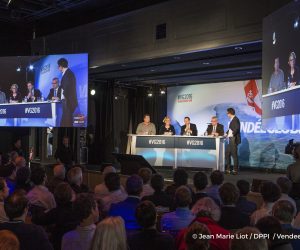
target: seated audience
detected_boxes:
[276,177,297,215]
[128,201,175,250]
[67,166,89,194]
[0,163,17,195]
[62,193,99,250]
[184,222,210,250]
[230,227,268,250]
[236,179,257,216]
[9,151,19,165]
[0,191,53,250]
[193,171,209,202]
[177,197,230,250]
[256,216,293,250]
[251,181,281,225]
[219,182,250,230]
[0,230,20,250]
[205,170,224,205]
[142,174,173,210]
[15,156,26,170]
[161,186,195,234]
[165,169,189,198]
[47,164,65,194]
[15,167,32,193]
[32,182,78,250]
[101,172,127,212]
[109,174,143,230]
[0,177,9,222]
[138,168,154,198]
[287,143,300,199]
[26,167,56,211]
[90,216,127,250]
[272,200,300,250]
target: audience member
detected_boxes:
[62,193,99,250]
[272,200,300,249]
[256,216,293,250]
[0,230,20,250]
[161,186,194,234]
[32,182,78,250]
[14,156,26,170]
[12,139,24,158]
[219,182,250,230]
[177,197,230,250]
[236,179,257,216]
[15,167,32,193]
[230,227,268,250]
[138,168,154,198]
[67,166,89,194]
[251,181,281,225]
[26,167,56,211]
[193,171,208,202]
[205,170,224,205]
[109,174,143,230]
[47,164,66,194]
[2,163,17,195]
[90,216,127,250]
[101,172,127,212]
[184,222,210,250]
[142,174,173,210]
[9,151,18,165]
[128,201,175,250]
[0,177,9,222]
[0,191,53,250]
[165,169,189,198]
[276,177,297,215]
[287,143,300,199]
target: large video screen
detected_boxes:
[262,1,300,130]
[0,53,88,127]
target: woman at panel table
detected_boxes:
[159,116,176,135]
[287,51,300,88]
[8,84,22,103]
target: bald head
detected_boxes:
[53,164,65,180]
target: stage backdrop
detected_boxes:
[167,80,300,170]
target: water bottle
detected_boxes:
[41,96,44,102]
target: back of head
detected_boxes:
[15,156,26,168]
[104,172,120,192]
[185,222,210,250]
[236,179,250,196]
[102,165,116,177]
[150,174,164,192]
[0,163,16,178]
[276,177,292,195]
[173,169,188,186]
[210,170,224,186]
[30,167,46,186]
[67,167,82,185]
[74,193,98,223]
[135,201,156,229]
[219,182,239,205]
[54,182,73,206]
[256,216,283,239]
[260,181,281,203]
[230,227,268,250]
[272,200,295,224]
[91,216,127,250]
[175,185,192,208]
[126,174,143,196]
[53,164,65,180]
[16,167,30,185]
[193,172,208,191]
[0,230,20,250]
[4,191,28,220]
[191,197,221,222]
[138,168,152,184]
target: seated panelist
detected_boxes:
[47,77,62,101]
[9,84,22,103]
[26,81,41,102]
[206,116,224,136]
[180,116,198,136]
[159,116,175,135]
[136,114,156,135]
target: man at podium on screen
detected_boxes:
[136,114,156,135]
[180,116,198,136]
[205,116,224,136]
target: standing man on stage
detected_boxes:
[206,116,224,136]
[136,114,156,135]
[47,77,62,101]
[180,116,198,136]
[225,108,241,175]
[57,58,78,127]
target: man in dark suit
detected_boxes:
[47,77,62,101]
[225,108,241,175]
[57,58,78,127]
[26,81,41,102]
[180,117,198,136]
[206,116,224,136]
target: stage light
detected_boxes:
[160,90,166,95]
[147,91,153,97]
[273,32,276,45]
[16,67,21,72]
[294,18,299,29]
[28,65,34,70]
[90,89,96,96]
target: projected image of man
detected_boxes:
[26,81,41,102]
[206,116,224,136]
[57,58,78,127]
[47,77,62,101]
[287,52,300,88]
[0,87,6,104]
[268,58,285,93]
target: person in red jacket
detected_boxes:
[176,197,231,250]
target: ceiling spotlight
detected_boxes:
[272,32,276,45]
[294,17,299,29]
[90,89,96,96]
[160,90,166,95]
[234,46,243,51]
[16,66,21,72]
[202,62,210,65]
[147,90,153,97]
[28,65,34,70]
[150,69,156,72]
[173,56,181,60]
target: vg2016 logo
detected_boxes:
[177,94,192,103]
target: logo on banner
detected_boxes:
[0,109,6,114]
[40,64,50,74]
[177,94,192,103]
[187,140,203,146]
[25,107,40,114]
[149,139,166,145]
[244,80,262,115]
